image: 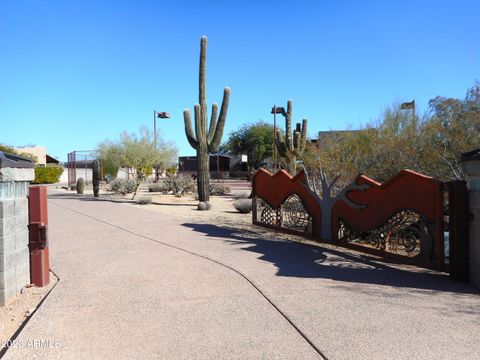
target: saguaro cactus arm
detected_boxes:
[207,104,218,144]
[184,109,198,148]
[275,129,287,157]
[294,118,308,154]
[194,104,204,143]
[208,87,230,152]
[285,100,293,151]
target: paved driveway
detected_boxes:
[4,192,480,359]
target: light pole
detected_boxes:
[153,111,171,181]
[271,106,285,171]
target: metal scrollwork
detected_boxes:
[338,210,433,259]
[260,203,280,226]
[256,195,312,235]
[281,195,312,233]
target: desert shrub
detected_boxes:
[148,183,163,192]
[107,178,137,195]
[104,174,114,184]
[161,174,195,197]
[136,195,152,205]
[76,178,85,194]
[32,166,64,184]
[166,166,177,175]
[209,183,231,195]
[233,198,252,213]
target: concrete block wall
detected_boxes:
[463,160,480,288]
[0,175,33,305]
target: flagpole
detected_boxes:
[413,100,416,123]
[273,105,277,171]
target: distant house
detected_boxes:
[311,129,375,147]
[178,155,230,178]
[14,146,59,167]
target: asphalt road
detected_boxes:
[3,192,480,359]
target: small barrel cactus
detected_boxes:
[76,177,85,194]
[92,160,100,198]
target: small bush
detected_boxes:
[32,166,64,184]
[233,198,252,213]
[136,195,152,205]
[209,183,231,195]
[161,174,195,197]
[148,183,163,192]
[166,166,177,175]
[107,178,137,195]
[76,178,85,194]
[70,184,76,191]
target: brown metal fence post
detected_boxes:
[28,185,50,287]
[448,181,469,282]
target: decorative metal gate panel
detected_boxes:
[252,168,466,274]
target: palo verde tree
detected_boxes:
[98,127,178,199]
[183,35,230,209]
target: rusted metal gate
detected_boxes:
[252,169,469,280]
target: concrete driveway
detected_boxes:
[3,192,480,359]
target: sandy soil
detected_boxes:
[0,272,58,349]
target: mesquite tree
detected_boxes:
[275,100,307,174]
[183,36,230,208]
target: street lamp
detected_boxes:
[154,111,171,150]
[153,111,171,181]
[271,106,285,171]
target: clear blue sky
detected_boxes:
[1,0,479,162]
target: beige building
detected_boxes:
[14,146,59,167]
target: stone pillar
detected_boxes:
[0,152,35,305]
[462,149,480,288]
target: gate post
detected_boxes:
[447,181,469,282]
[28,185,50,287]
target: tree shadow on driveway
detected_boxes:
[182,222,479,295]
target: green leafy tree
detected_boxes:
[222,121,275,170]
[98,127,178,199]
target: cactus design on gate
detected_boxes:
[183,36,230,208]
[275,100,307,174]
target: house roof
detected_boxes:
[461,148,480,161]
[46,154,59,164]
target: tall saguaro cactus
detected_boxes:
[183,36,231,208]
[275,100,308,174]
